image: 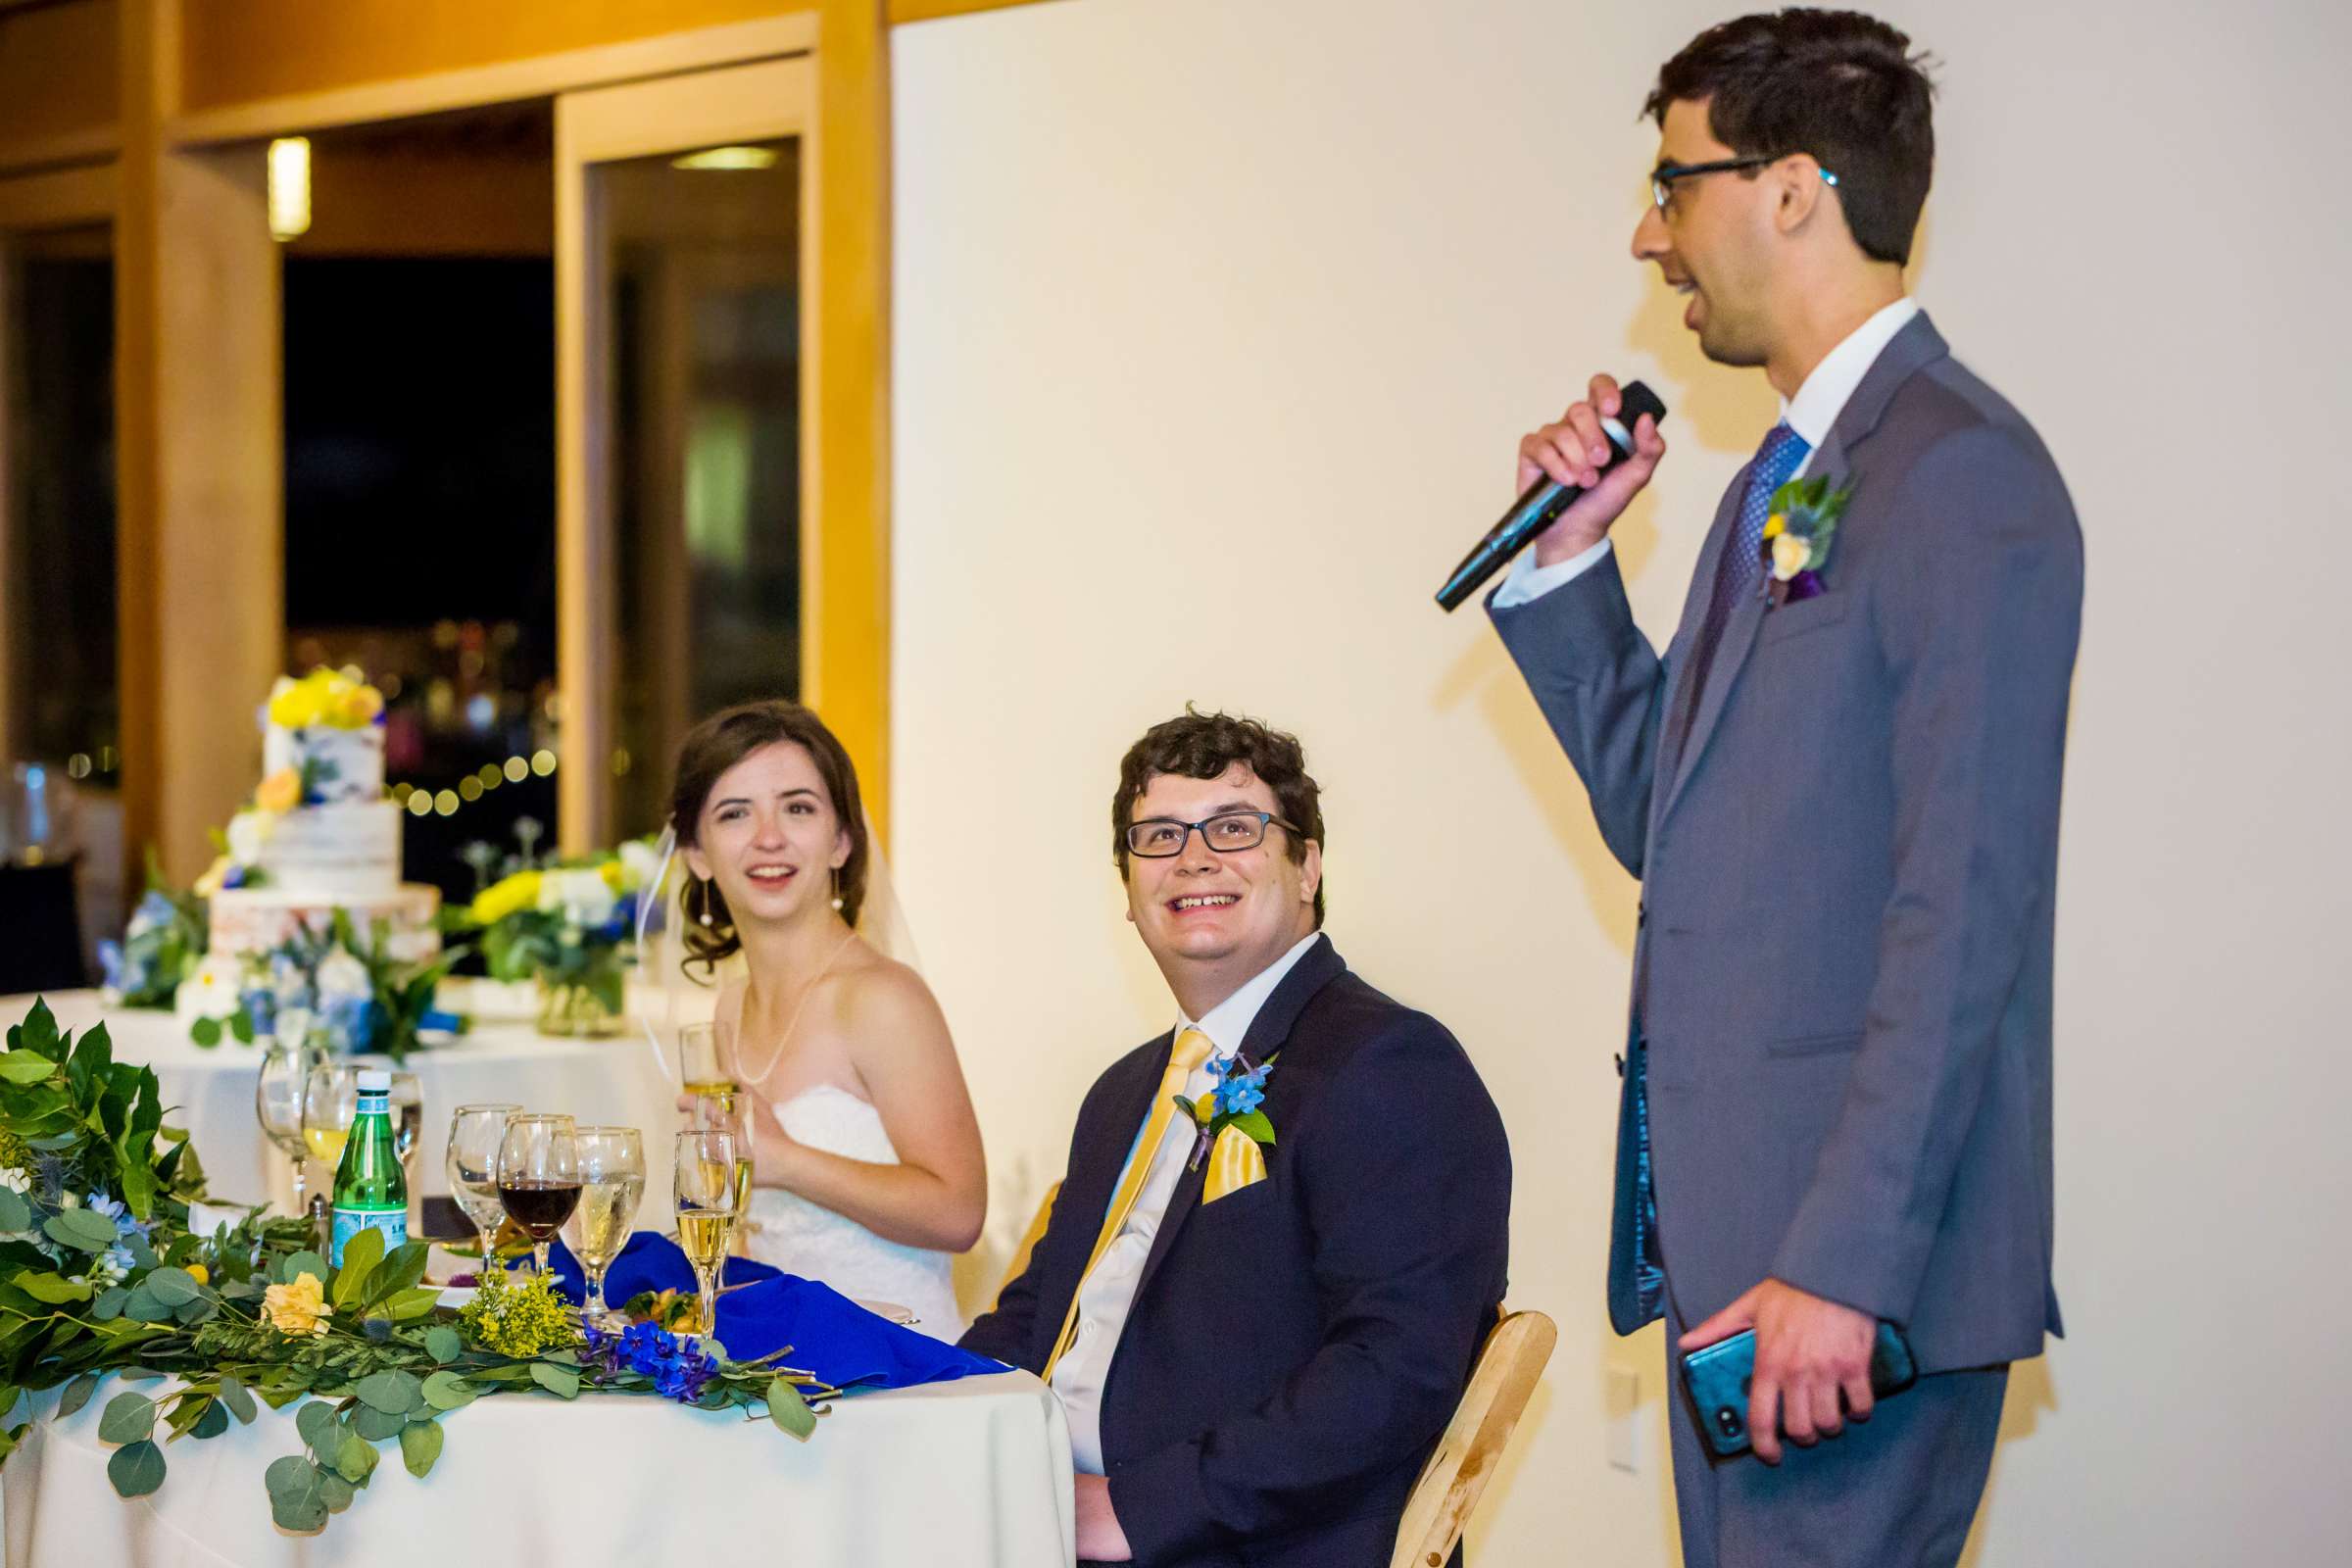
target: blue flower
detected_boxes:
[1214,1077,1266,1116]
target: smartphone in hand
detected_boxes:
[1679,1321,1919,1457]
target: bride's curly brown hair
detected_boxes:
[667,700,870,976]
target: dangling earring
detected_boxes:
[830,868,845,913]
[693,877,716,927]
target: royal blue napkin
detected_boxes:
[504,1231,1004,1391]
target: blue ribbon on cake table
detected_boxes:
[507,1233,1005,1392]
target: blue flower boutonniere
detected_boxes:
[1174,1051,1278,1173]
[1759,473,1856,607]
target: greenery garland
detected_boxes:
[0,1000,827,1535]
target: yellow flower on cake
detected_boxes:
[263,1270,330,1336]
[267,675,324,729]
[470,869,543,926]
[1770,531,1812,583]
[332,682,384,727]
[255,767,302,814]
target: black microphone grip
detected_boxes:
[1435,379,1668,612]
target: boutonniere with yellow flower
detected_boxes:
[1758,474,1856,607]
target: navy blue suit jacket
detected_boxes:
[961,937,1511,1566]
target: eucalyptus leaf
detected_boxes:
[419,1370,477,1410]
[217,1376,257,1425]
[266,1455,329,1533]
[143,1265,201,1306]
[123,1285,174,1324]
[56,1372,101,1419]
[173,1295,216,1326]
[352,1403,407,1442]
[43,1208,120,1252]
[527,1361,580,1398]
[333,1431,378,1485]
[0,1186,28,1231]
[106,1438,166,1497]
[423,1325,464,1365]
[190,1398,229,1440]
[353,1370,419,1416]
[279,1250,328,1288]
[318,1466,357,1513]
[97,1390,155,1445]
[399,1417,444,1478]
[766,1377,817,1440]
[294,1399,340,1462]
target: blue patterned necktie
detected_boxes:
[1675,420,1812,752]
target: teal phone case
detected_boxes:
[1679,1321,1919,1457]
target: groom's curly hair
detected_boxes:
[1113,708,1326,928]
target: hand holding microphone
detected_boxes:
[1435,374,1669,610]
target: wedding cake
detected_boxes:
[202,670,440,966]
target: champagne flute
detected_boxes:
[496,1114,580,1280]
[254,1039,321,1217]
[687,1090,756,1237]
[563,1127,646,1326]
[673,1128,737,1338]
[447,1103,520,1276]
[678,1020,738,1099]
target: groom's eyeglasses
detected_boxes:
[1124,811,1298,858]
[1649,155,1839,214]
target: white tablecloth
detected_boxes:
[2,1371,1075,1567]
[1,988,684,1222]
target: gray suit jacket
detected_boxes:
[1490,313,2079,1373]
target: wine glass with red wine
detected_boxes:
[496,1113,580,1281]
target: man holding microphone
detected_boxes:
[1482,12,2080,1565]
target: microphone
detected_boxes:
[1435,380,1668,612]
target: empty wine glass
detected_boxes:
[385,1070,423,1183]
[254,1039,322,1217]
[447,1103,520,1276]
[563,1127,646,1326]
[496,1113,579,1280]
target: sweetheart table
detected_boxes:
[2,1370,1076,1566]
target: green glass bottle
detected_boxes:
[329,1067,408,1266]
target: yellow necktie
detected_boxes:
[1043,1027,1214,1383]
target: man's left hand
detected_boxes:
[1075,1474,1132,1561]
[1680,1279,1876,1464]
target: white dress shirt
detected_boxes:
[1491,297,1922,608]
[1055,931,1323,1475]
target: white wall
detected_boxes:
[890,0,2351,1560]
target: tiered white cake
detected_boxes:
[207,672,440,966]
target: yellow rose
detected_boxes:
[1762,513,1787,540]
[186,1262,209,1286]
[469,869,543,926]
[268,682,323,729]
[263,1271,330,1337]
[333,683,384,726]
[255,766,303,814]
[1770,531,1813,582]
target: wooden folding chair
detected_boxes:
[989,1178,1060,1312]
[1390,1308,1557,1568]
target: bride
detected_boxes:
[661,700,985,1339]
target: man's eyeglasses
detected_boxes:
[1124,811,1298,858]
[1649,155,1839,214]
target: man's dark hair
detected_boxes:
[1645,10,1936,266]
[1112,708,1326,927]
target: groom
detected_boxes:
[962,710,1510,1566]
[1485,12,2079,1566]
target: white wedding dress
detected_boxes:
[741,1083,967,1342]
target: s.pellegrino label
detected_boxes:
[329,1069,408,1265]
